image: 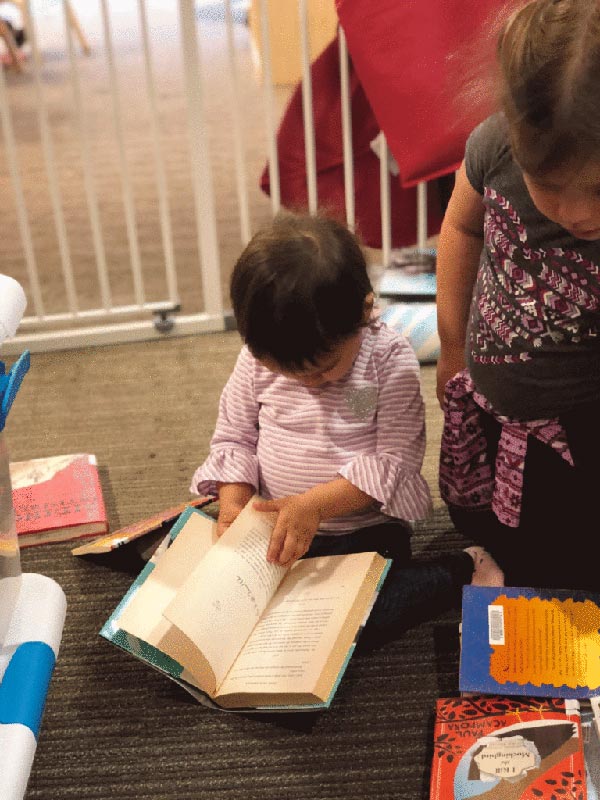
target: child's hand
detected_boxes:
[253,494,321,566]
[436,348,465,407]
[217,482,255,537]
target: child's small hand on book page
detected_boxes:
[253,494,320,566]
[255,479,375,566]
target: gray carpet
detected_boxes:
[7,331,469,800]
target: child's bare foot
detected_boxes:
[464,546,504,587]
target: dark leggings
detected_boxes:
[448,398,600,591]
[304,522,474,640]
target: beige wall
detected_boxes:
[249,0,338,85]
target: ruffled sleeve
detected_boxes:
[190,447,259,497]
[339,454,432,521]
[339,331,433,521]
[189,346,260,496]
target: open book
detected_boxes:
[100,500,389,711]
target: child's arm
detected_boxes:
[216,482,255,537]
[190,348,260,534]
[254,479,373,565]
[436,162,485,405]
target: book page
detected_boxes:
[117,511,219,691]
[118,511,217,642]
[163,499,287,690]
[217,551,381,700]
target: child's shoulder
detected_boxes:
[233,344,267,381]
[465,113,512,194]
[468,113,509,150]
[367,319,420,369]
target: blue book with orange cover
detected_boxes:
[460,586,600,699]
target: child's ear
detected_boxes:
[362,292,375,322]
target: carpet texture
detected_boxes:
[7,331,469,800]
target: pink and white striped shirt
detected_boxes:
[191,320,432,533]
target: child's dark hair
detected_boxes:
[497,0,600,175]
[230,213,373,370]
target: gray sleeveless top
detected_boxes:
[464,114,600,419]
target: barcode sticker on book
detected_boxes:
[488,604,505,645]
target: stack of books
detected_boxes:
[430,586,600,799]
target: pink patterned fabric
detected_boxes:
[439,370,573,527]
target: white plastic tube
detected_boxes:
[0,574,67,800]
[0,276,27,345]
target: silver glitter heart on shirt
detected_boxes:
[345,385,378,419]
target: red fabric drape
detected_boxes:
[260,37,443,249]
[336,0,501,186]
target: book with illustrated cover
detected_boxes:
[460,586,600,699]
[100,499,390,712]
[71,496,214,556]
[580,699,600,799]
[11,454,107,547]
[429,695,586,800]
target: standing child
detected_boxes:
[191,212,492,638]
[437,0,600,590]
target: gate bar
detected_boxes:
[224,0,251,245]
[99,0,145,306]
[178,0,223,317]
[379,134,392,269]
[23,0,78,313]
[0,55,44,317]
[417,182,428,250]
[258,0,280,213]
[63,0,112,311]
[338,27,355,232]
[298,0,317,214]
[19,300,177,328]
[138,0,179,304]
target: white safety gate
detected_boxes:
[0,0,430,355]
